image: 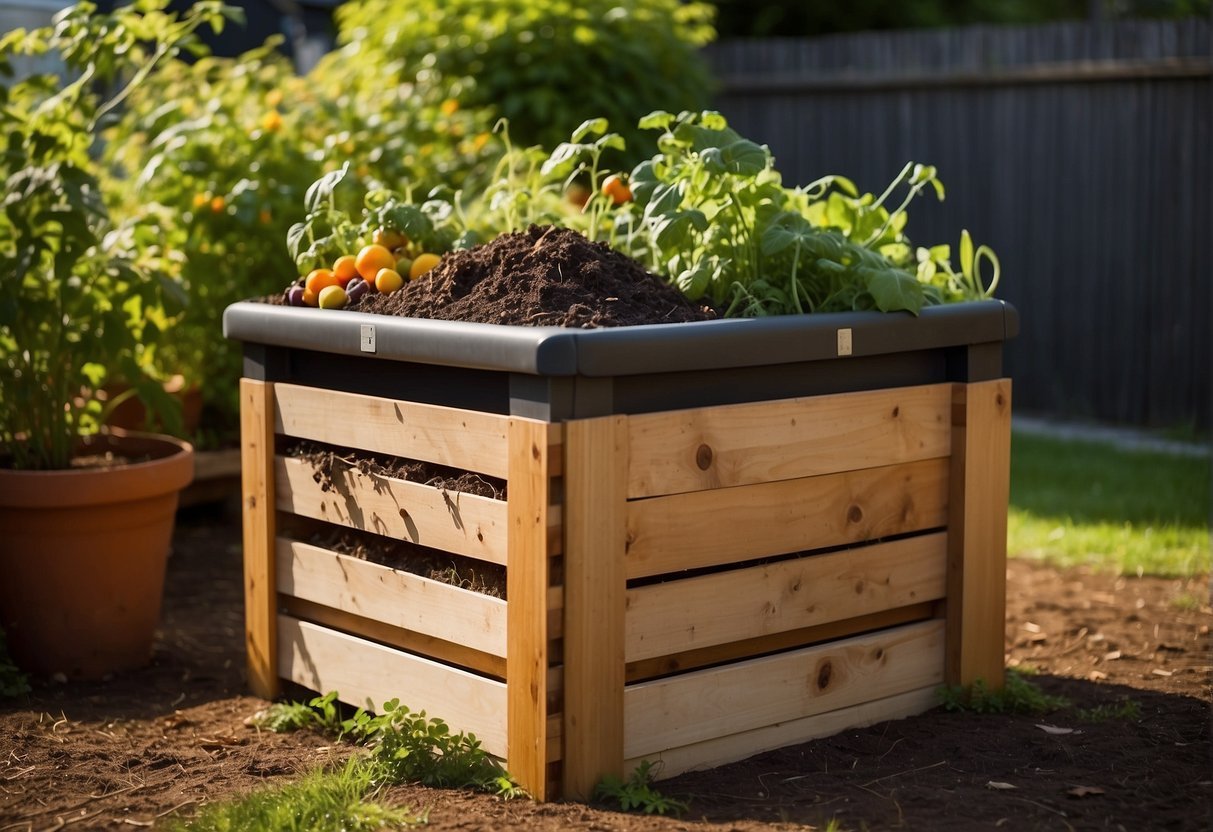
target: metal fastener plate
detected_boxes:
[360,324,376,353]
[837,328,853,357]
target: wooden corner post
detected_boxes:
[562,416,627,800]
[240,378,279,700]
[506,418,558,800]
[946,379,1012,690]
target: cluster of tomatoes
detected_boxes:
[285,229,442,310]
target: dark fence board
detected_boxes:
[705,19,1211,431]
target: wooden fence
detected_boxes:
[706,18,1212,432]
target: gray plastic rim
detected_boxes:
[223,298,1018,378]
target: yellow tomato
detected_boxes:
[374,268,404,294]
[409,253,441,280]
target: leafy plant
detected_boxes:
[252,693,524,798]
[612,109,999,316]
[0,0,237,469]
[938,670,1070,715]
[345,699,523,797]
[324,0,716,166]
[1076,698,1142,722]
[249,690,344,734]
[593,759,688,816]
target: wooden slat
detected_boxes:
[624,619,944,760]
[278,615,508,756]
[627,384,952,498]
[626,458,950,580]
[283,596,506,680]
[240,378,278,700]
[562,416,628,799]
[277,539,507,658]
[273,383,511,478]
[626,533,946,663]
[625,686,941,781]
[947,380,1012,689]
[506,418,557,801]
[275,456,508,566]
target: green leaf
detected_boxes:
[865,268,925,314]
[674,261,710,301]
[570,117,607,143]
[959,229,974,281]
[539,141,583,178]
[637,110,674,131]
[304,163,348,214]
[701,139,768,177]
[643,181,684,221]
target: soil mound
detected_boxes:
[356,225,714,327]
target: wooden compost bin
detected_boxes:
[224,298,1018,801]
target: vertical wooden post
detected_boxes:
[240,378,279,700]
[562,416,627,800]
[506,418,555,800]
[947,379,1012,689]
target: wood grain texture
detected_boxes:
[278,615,508,756]
[625,458,950,580]
[282,596,506,680]
[624,619,945,760]
[273,383,511,477]
[240,378,279,699]
[506,418,557,801]
[277,538,507,658]
[947,380,1012,689]
[626,686,941,780]
[627,384,952,498]
[275,456,508,566]
[562,416,628,799]
[625,533,947,663]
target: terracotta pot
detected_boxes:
[0,429,194,679]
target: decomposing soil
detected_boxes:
[274,225,716,327]
[1,498,1209,831]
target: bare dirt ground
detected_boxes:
[1,497,1209,831]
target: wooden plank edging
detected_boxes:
[627,384,952,498]
[623,619,945,760]
[277,539,507,658]
[240,378,278,700]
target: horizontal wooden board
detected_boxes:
[626,533,946,662]
[273,383,511,478]
[623,619,944,760]
[625,686,941,781]
[625,458,949,580]
[277,539,507,658]
[278,615,509,757]
[284,596,506,679]
[275,456,509,566]
[627,384,952,498]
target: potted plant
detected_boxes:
[0,0,238,680]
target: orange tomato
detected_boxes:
[305,268,338,295]
[210,195,227,213]
[355,244,396,281]
[409,253,441,280]
[601,174,632,205]
[332,255,359,286]
[301,287,319,308]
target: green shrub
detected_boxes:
[324,0,716,163]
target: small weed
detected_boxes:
[249,690,343,734]
[594,760,689,816]
[167,758,424,831]
[938,670,1070,715]
[0,627,30,699]
[347,698,523,797]
[1077,698,1142,722]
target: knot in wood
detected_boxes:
[695,443,714,471]
[816,660,833,691]
[847,504,864,524]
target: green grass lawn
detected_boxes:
[1008,432,1211,577]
